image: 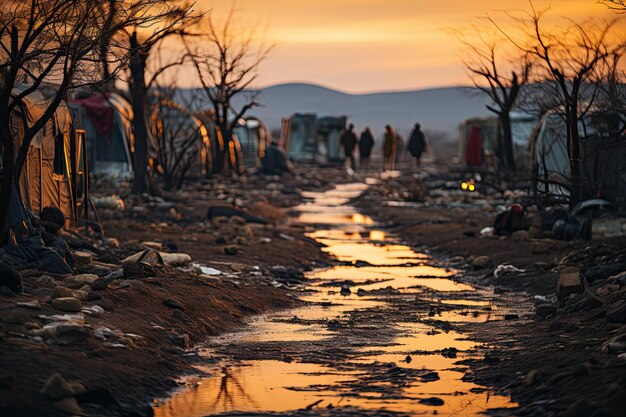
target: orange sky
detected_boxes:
[181,0,619,93]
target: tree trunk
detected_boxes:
[567,106,582,208]
[212,121,229,174]
[499,111,516,179]
[129,36,150,195]
[0,77,14,239]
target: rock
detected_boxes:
[159,252,191,266]
[523,369,539,386]
[0,372,15,389]
[597,284,620,297]
[472,256,491,269]
[419,397,444,406]
[23,321,41,330]
[142,241,163,251]
[36,275,55,286]
[557,267,583,300]
[511,230,529,241]
[0,310,30,325]
[51,286,74,299]
[129,280,147,292]
[54,397,82,414]
[90,277,108,291]
[223,246,239,256]
[73,251,93,265]
[62,274,98,289]
[17,300,41,310]
[168,333,190,349]
[103,237,120,248]
[172,309,192,322]
[607,300,626,323]
[51,297,82,312]
[162,298,185,311]
[340,285,351,296]
[41,373,74,400]
[535,304,557,318]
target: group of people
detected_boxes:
[340,122,428,172]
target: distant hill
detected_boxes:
[232,83,495,141]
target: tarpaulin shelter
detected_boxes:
[281,113,347,163]
[2,85,90,232]
[529,109,626,208]
[70,92,134,180]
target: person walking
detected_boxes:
[382,124,397,171]
[358,127,374,172]
[408,122,427,169]
[340,123,358,171]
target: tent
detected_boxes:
[233,117,270,170]
[70,93,134,180]
[2,85,89,231]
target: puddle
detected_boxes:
[154,183,517,416]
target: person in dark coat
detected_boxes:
[261,141,290,175]
[340,123,358,171]
[408,122,427,167]
[358,127,375,172]
[382,124,397,171]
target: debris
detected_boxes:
[279,233,295,241]
[494,264,525,279]
[557,267,583,300]
[51,297,82,312]
[191,263,222,276]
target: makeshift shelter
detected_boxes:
[233,117,270,170]
[530,109,626,208]
[2,85,90,232]
[70,93,133,180]
[281,113,347,163]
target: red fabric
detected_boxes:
[71,94,114,136]
[465,126,483,167]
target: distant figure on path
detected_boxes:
[340,123,358,171]
[261,140,290,175]
[382,124,397,171]
[358,127,375,172]
[408,123,427,168]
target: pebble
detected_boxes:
[51,297,82,313]
[51,286,74,299]
[472,256,491,269]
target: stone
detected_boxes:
[142,241,163,251]
[49,324,91,345]
[511,230,530,241]
[41,373,74,400]
[90,277,108,291]
[597,284,620,297]
[557,267,583,300]
[16,300,41,310]
[472,256,491,269]
[129,280,147,292]
[162,298,185,311]
[23,321,41,330]
[51,286,74,299]
[0,372,15,389]
[36,275,55,286]
[73,251,93,265]
[103,237,120,249]
[0,310,30,325]
[535,304,557,318]
[51,297,82,312]
[523,369,539,386]
[168,333,190,349]
[54,397,82,415]
[607,300,626,323]
[223,246,239,256]
[62,274,98,289]
[172,309,192,322]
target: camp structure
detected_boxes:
[458,112,537,175]
[1,85,91,233]
[70,92,134,180]
[233,116,271,170]
[529,109,626,208]
[150,98,212,181]
[280,113,347,163]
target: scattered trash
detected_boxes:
[81,305,105,317]
[494,264,526,279]
[191,263,222,276]
[480,227,495,237]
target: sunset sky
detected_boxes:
[183,0,619,93]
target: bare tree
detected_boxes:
[0,0,161,234]
[493,4,623,206]
[603,1,626,11]
[187,7,272,174]
[456,24,532,177]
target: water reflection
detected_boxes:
[154,183,515,417]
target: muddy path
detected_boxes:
[153,182,529,417]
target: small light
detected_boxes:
[461,182,468,190]
[469,184,476,191]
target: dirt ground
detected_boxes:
[0,167,335,417]
[356,169,626,417]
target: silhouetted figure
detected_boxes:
[408,122,427,168]
[382,124,397,171]
[261,141,290,175]
[359,127,375,172]
[340,123,358,171]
